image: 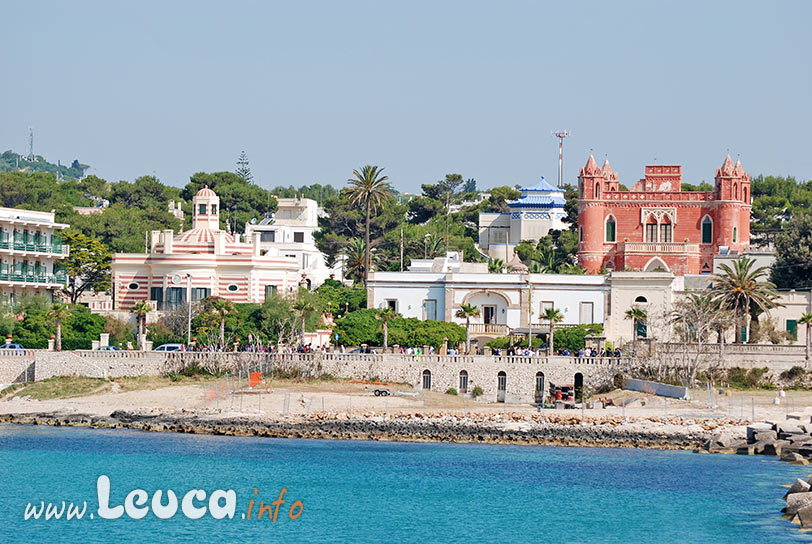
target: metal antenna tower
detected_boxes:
[27,127,34,161]
[553,130,569,187]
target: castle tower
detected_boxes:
[192,186,221,230]
[714,156,750,250]
[577,155,607,272]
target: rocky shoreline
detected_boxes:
[0,410,742,450]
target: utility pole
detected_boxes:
[399,229,404,272]
[553,130,570,188]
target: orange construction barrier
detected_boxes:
[249,371,262,387]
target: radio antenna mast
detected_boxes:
[553,130,569,187]
[27,127,34,161]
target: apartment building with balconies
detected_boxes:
[0,206,69,304]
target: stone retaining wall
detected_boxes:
[1,347,809,402]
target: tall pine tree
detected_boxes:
[235,151,253,183]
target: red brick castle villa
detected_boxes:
[577,154,751,275]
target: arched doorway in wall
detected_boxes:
[497,371,507,403]
[422,369,432,390]
[574,372,584,403]
[459,370,469,394]
[535,371,545,404]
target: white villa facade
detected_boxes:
[112,187,300,311]
[367,252,720,348]
[478,177,568,261]
[0,206,69,304]
[244,197,343,289]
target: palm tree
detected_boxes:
[203,296,237,350]
[800,313,812,365]
[131,300,152,350]
[342,238,368,282]
[376,307,398,350]
[47,303,72,351]
[347,165,392,288]
[292,289,318,343]
[559,263,586,275]
[423,233,445,259]
[625,307,647,356]
[711,256,779,343]
[488,258,505,274]
[543,307,564,356]
[455,303,481,354]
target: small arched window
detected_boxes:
[605,216,616,243]
[422,369,432,390]
[733,183,738,200]
[634,296,648,303]
[594,183,601,199]
[743,187,748,203]
[701,216,713,244]
[732,227,737,243]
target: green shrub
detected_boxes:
[332,311,466,349]
[471,385,484,398]
[727,366,771,389]
[780,366,806,381]
[445,387,458,396]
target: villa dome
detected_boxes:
[196,185,217,197]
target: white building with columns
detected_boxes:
[111,186,300,311]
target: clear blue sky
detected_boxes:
[2,0,810,193]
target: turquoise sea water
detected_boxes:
[0,423,806,543]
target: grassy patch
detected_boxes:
[2,376,111,400]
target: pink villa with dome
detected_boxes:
[111,186,300,311]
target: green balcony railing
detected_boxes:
[0,272,67,284]
[3,242,68,254]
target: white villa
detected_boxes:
[368,251,724,348]
[478,177,568,261]
[0,206,69,304]
[244,197,343,289]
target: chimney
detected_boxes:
[162,230,174,254]
[252,232,261,256]
[150,230,162,252]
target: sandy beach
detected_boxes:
[7,376,810,449]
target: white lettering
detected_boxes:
[151,490,178,519]
[97,475,124,519]
[124,489,149,519]
[181,489,207,519]
[44,502,65,520]
[24,502,45,520]
[208,490,236,520]
[66,502,87,520]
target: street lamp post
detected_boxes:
[527,278,533,352]
[186,274,192,347]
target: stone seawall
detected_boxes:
[1,348,809,404]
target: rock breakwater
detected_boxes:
[0,410,737,450]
